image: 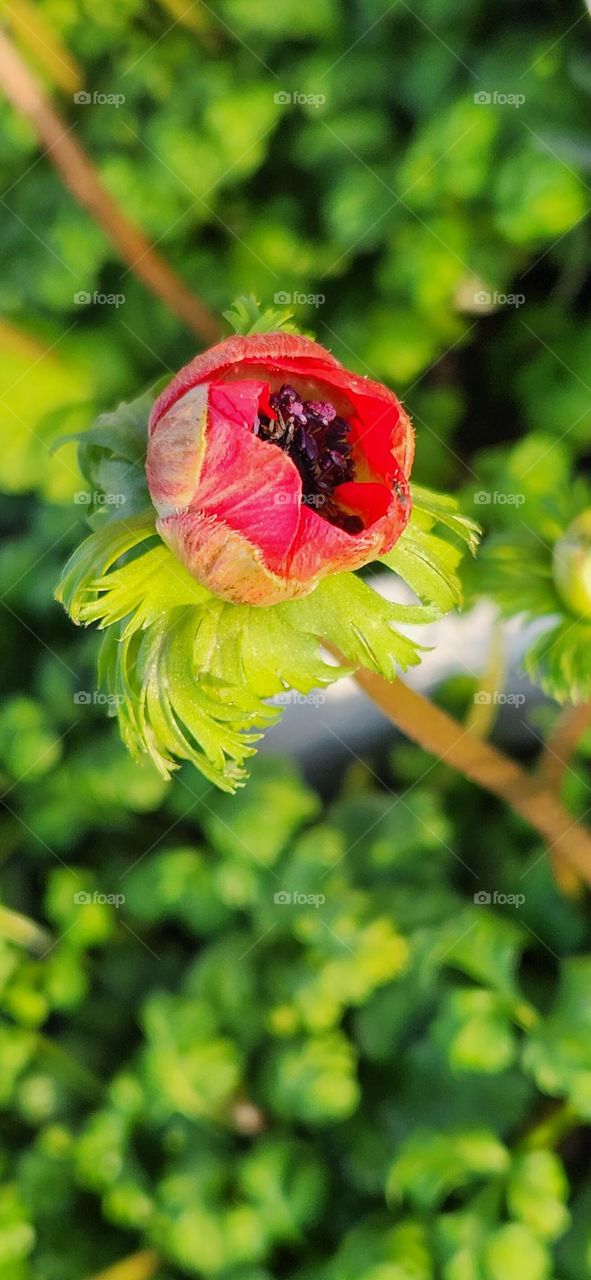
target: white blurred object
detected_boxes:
[261,573,557,761]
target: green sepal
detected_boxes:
[223,294,301,336]
[525,619,591,706]
[411,485,481,555]
[383,487,480,612]
[56,513,446,790]
[286,574,437,681]
[55,512,158,624]
[53,385,164,526]
[476,531,591,705]
[55,479,478,788]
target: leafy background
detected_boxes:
[2,0,591,1276]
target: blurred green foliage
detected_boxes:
[1,0,590,501]
[3,586,591,1278]
[2,475,591,1278]
[2,0,591,1277]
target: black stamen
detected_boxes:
[258,384,363,534]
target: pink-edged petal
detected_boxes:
[178,381,302,571]
[156,510,309,606]
[147,378,302,568]
[146,384,209,518]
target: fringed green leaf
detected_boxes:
[55,507,449,790]
[103,608,276,791]
[55,512,157,624]
[411,484,481,554]
[285,573,437,681]
[525,619,591,706]
[223,294,300,337]
[55,359,480,789]
[383,487,480,612]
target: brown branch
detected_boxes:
[539,701,591,791]
[0,30,221,345]
[538,701,591,895]
[354,668,591,890]
[4,0,82,93]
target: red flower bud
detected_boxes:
[146,333,414,605]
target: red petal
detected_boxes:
[206,379,267,431]
[287,471,411,581]
[334,480,393,525]
[150,334,414,492]
[190,382,302,570]
[300,364,415,482]
[149,332,341,434]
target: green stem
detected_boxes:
[36,1033,105,1101]
[0,904,52,953]
[85,1251,161,1280]
[520,1101,581,1153]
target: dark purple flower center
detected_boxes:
[254,384,363,533]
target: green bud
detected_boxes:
[553,511,591,617]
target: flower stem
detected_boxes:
[354,669,591,889]
[0,31,221,346]
[0,904,52,953]
[36,1034,105,1100]
[538,701,591,791]
[520,1100,580,1152]
[537,701,591,895]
